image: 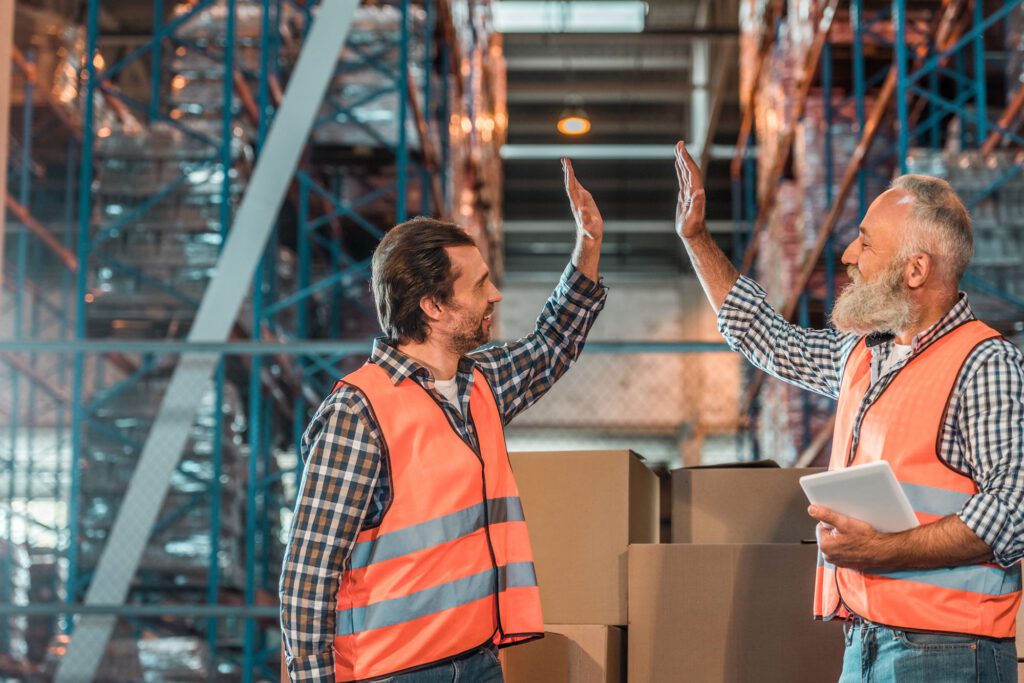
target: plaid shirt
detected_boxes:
[719,275,1024,570]
[280,264,607,680]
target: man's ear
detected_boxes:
[905,252,931,289]
[420,295,444,323]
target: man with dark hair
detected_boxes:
[280,160,607,682]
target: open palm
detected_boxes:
[674,141,707,239]
[562,158,603,242]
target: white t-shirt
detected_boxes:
[878,342,913,380]
[433,377,461,412]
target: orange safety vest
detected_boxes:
[814,320,1022,638]
[331,363,543,682]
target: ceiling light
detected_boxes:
[493,1,647,33]
[557,114,591,136]
[557,100,591,136]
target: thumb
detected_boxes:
[808,505,844,529]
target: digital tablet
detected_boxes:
[799,461,919,533]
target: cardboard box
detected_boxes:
[548,625,626,683]
[1017,600,1023,659]
[628,543,844,683]
[510,450,659,625]
[502,632,571,682]
[671,463,825,543]
[502,627,625,683]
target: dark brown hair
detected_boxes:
[371,217,475,343]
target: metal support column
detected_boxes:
[0,0,14,299]
[972,0,988,141]
[894,0,910,173]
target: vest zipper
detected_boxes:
[419,382,506,641]
[466,401,506,640]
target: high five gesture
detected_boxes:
[674,141,708,240]
[562,157,603,282]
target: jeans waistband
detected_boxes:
[452,644,497,662]
[841,617,1009,643]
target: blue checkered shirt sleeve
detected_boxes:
[953,340,1024,567]
[717,275,859,400]
[470,263,608,423]
[280,388,382,681]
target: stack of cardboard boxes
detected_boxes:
[1018,604,1024,677]
[502,451,658,682]
[629,463,843,682]
[504,452,847,682]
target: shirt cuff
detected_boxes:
[716,275,767,346]
[958,493,1022,568]
[286,652,335,682]
[561,262,609,303]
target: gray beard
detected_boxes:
[830,261,917,336]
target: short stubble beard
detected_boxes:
[447,304,491,356]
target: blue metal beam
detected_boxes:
[903,0,1024,89]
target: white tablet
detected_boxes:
[799,461,919,533]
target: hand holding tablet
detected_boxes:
[799,461,919,533]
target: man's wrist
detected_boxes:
[681,225,712,244]
[571,234,602,281]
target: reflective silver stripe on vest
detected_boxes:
[899,482,972,518]
[862,563,1022,597]
[350,497,526,570]
[336,562,538,636]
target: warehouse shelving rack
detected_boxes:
[3,1,497,679]
[732,0,1024,463]
[2,43,83,665]
[66,1,254,675]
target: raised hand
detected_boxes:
[674,141,707,240]
[562,158,604,243]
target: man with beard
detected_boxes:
[674,141,1022,680]
[279,159,607,682]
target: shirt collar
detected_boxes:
[909,291,974,352]
[370,337,478,386]
[868,291,974,355]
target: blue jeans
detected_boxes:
[371,646,503,682]
[839,619,1018,683]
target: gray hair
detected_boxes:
[891,174,973,283]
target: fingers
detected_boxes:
[807,505,843,529]
[562,157,572,200]
[679,143,702,187]
[562,157,583,209]
[674,141,693,195]
[675,141,703,188]
[679,142,692,185]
